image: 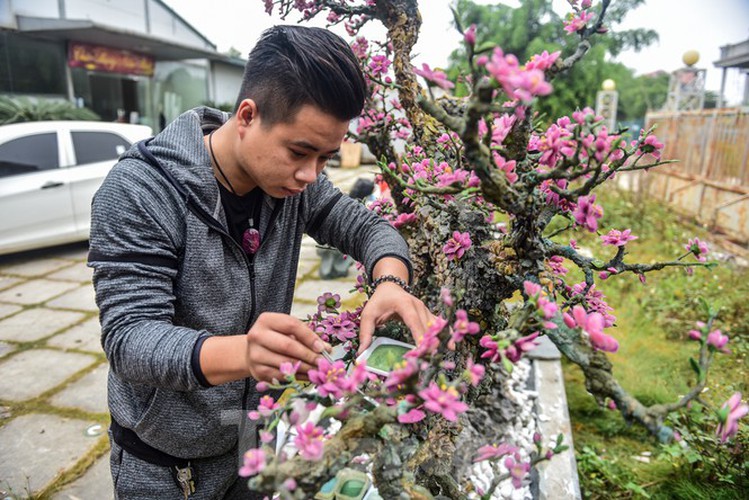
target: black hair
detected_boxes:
[235,25,366,126]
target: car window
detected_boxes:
[72,131,131,165]
[0,132,59,178]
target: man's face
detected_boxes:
[237,103,349,198]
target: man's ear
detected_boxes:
[237,99,258,127]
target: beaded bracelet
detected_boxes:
[371,274,412,294]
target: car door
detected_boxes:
[0,130,76,254]
[68,129,130,237]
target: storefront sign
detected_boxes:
[68,42,154,77]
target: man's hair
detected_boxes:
[235,25,366,126]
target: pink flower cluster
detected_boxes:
[294,421,325,460]
[572,194,604,232]
[568,282,616,327]
[239,448,266,477]
[308,358,368,399]
[443,231,472,261]
[418,382,468,421]
[484,48,553,103]
[451,309,481,343]
[601,229,637,247]
[564,10,595,34]
[413,63,454,90]
[563,305,618,352]
[716,392,748,442]
[685,237,709,262]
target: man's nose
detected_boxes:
[295,160,318,184]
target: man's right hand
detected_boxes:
[244,312,330,382]
[199,312,329,386]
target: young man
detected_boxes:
[88,26,431,499]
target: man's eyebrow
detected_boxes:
[289,140,340,155]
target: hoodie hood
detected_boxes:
[121,106,228,217]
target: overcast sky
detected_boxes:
[163,0,749,105]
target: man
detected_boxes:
[88,26,431,499]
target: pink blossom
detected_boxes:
[283,478,297,491]
[685,237,709,262]
[280,361,301,378]
[601,229,638,247]
[294,422,325,460]
[452,309,481,343]
[308,358,350,399]
[392,212,417,228]
[564,10,595,34]
[397,407,426,424]
[317,292,341,313]
[418,382,468,422]
[638,134,664,160]
[413,63,454,90]
[440,287,454,307]
[255,381,269,392]
[548,255,569,276]
[443,231,472,261]
[368,54,391,77]
[260,431,274,443]
[716,392,748,442]
[572,195,604,232]
[319,313,357,342]
[406,316,446,359]
[525,50,561,71]
[504,455,531,488]
[257,395,280,417]
[505,331,541,363]
[466,359,485,386]
[473,443,519,462]
[464,24,477,46]
[493,152,518,183]
[581,0,593,8]
[688,329,703,341]
[563,305,619,352]
[384,358,419,390]
[480,335,501,363]
[523,281,542,297]
[239,448,266,477]
[706,330,730,353]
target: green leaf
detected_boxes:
[689,357,703,382]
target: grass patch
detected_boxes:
[556,188,749,498]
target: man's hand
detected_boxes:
[200,312,329,385]
[245,312,330,382]
[358,282,434,354]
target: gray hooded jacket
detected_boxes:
[88,107,411,459]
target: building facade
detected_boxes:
[0,0,244,131]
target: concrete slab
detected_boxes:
[0,308,86,342]
[294,279,356,304]
[0,279,80,306]
[290,301,320,320]
[296,258,319,280]
[532,359,581,500]
[49,363,109,414]
[0,302,22,320]
[0,258,73,278]
[0,413,100,496]
[47,262,93,283]
[527,335,562,361]
[47,317,103,354]
[0,349,96,402]
[46,285,98,312]
[0,276,23,291]
[52,455,113,500]
[0,341,16,358]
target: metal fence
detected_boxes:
[619,108,749,245]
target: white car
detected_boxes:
[0,121,152,255]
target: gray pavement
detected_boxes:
[0,165,374,499]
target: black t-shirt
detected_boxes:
[216,180,262,248]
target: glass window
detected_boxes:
[0,133,58,178]
[0,33,66,95]
[71,131,131,165]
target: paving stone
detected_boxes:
[526,335,561,360]
[0,308,86,342]
[47,318,103,353]
[290,301,320,320]
[0,349,96,401]
[299,245,320,262]
[52,455,113,500]
[0,258,73,278]
[0,302,22,319]
[0,275,23,291]
[0,341,16,358]
[0,413,100,496]
[46,284,98,312]
[0,279,80,305]
[49,363,109,414]
[294,279,357,304]
[47,262,93,283]
[296,258,319,279]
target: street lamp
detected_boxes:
[664,50,706,111]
